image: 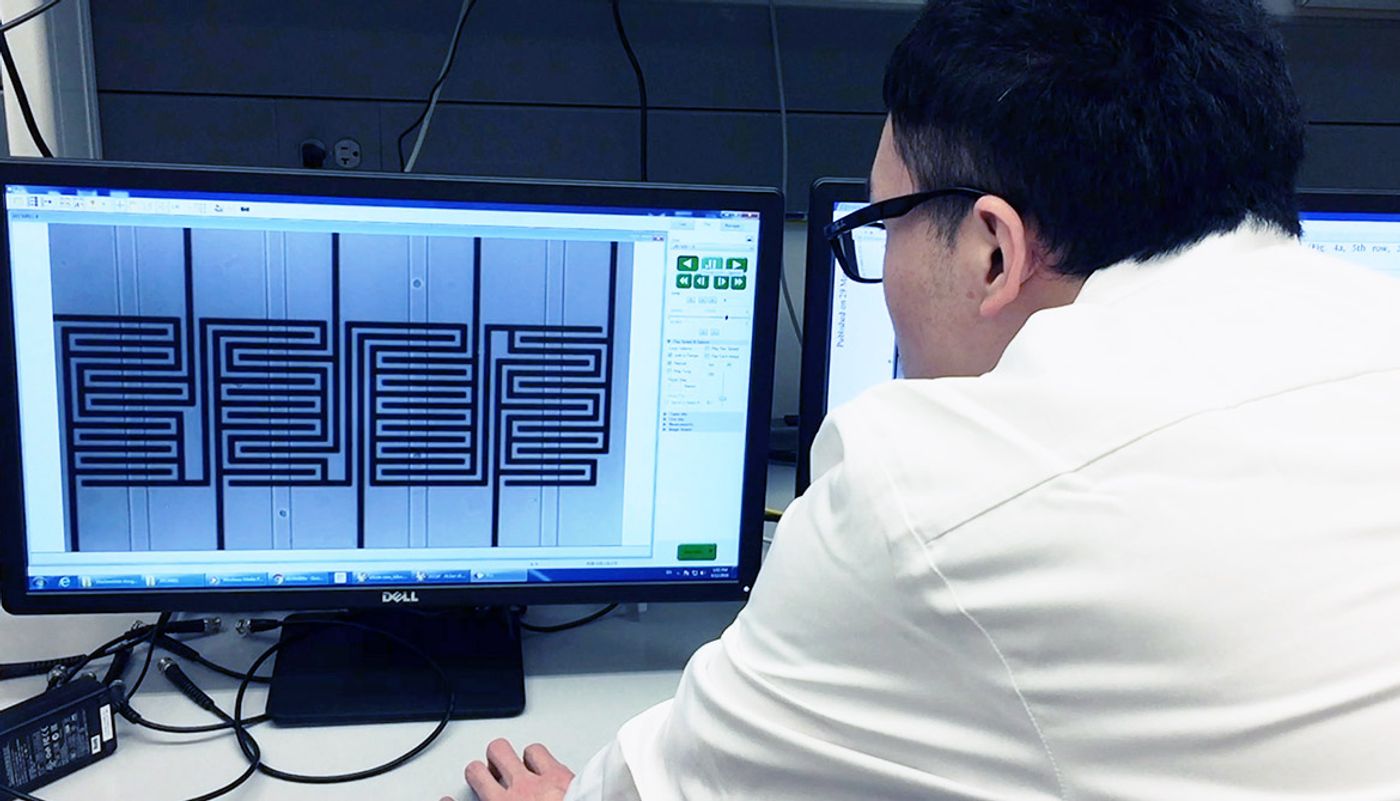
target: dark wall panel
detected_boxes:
[1301,125,1400,190]
[91,2,1400,210]
[377,103,641,181]
[100,94,278,166]
[88,0,886,112]
[1283,18,1400,124]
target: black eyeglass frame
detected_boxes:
[823,186,990,284]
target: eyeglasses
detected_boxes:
[823,186,989,284]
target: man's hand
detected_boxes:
[442,738,574,801]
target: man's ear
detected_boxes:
[972,195,1035,318]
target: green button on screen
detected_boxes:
[677,543,718,561]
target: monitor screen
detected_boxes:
[1299,209,1400,281]
[798,182,1400,492]
[824,199,898,413]
[1,164,778,609]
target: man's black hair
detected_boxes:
[883,0,1306,277]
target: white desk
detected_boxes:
[0,464,797,800]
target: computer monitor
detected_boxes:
[797,178,887,492]
[797,181,1400,493]
[1298,190,1400,280]
[0,160,781,720]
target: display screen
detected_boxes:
[8,183,763,593]
[1299,211,1400,280]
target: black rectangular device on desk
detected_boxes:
[0,160,784,724]
[0,678,117,801]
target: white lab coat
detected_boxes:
[567,224,1400,800]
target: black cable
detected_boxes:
[101,647,133,686]
[125,612,173,701]
[230,617,454,784]
[0,0,66,36]
[396,0,481,171]
[0,654,87,681]
[0,1,67,158]
[610,0,648,181]
[152,660,263,801]
[0,686,265,801]
[121,705,271,735]
[0,781,45,801]
[520,603,619,633]
[154,634,271,685]
[45,625,150,686]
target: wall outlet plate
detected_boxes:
[333,138,362,169]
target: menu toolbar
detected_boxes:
[26,565,737,592]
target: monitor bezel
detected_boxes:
[797,178,866,495]
[1298,188,1400,216]
[0,158,782,614]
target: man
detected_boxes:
[449,1,1400,798]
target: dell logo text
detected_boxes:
[382,591,420,604]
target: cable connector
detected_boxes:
[235,618,281,636]
[158,658,220,715]
[186,616,222,634]
[128,617,221,639]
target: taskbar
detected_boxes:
[25,565,738,593]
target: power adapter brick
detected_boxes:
[0,678,118,800]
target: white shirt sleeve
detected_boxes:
[564,722,646,801]
[563,407,1061,801]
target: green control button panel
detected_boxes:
[673,255,753,292]
[677,543,718,561]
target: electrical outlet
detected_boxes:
[299,138,327,169]
[333,138,362,169]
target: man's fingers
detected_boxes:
[485,738,528,785]
[465,760,503,801]
[522,743,571,779]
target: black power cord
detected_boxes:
[153,634,271,685]
[0,781,45,801]
[520,603,620,633]
[152,660,263,801]
[610,0,649,181]
[0,654,87,681]
[122,612,173,701]
[397,0,480,172]
[229,616,454,784]
[118,701,271,736]
[6,615,449,795]
[33,616,184,687]
[1,664,265,801]
[0,0,70,158]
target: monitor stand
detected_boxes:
[264,606,525,726]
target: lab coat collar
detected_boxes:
[1074,219,1298,307]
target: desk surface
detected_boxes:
[0,465,796,800]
